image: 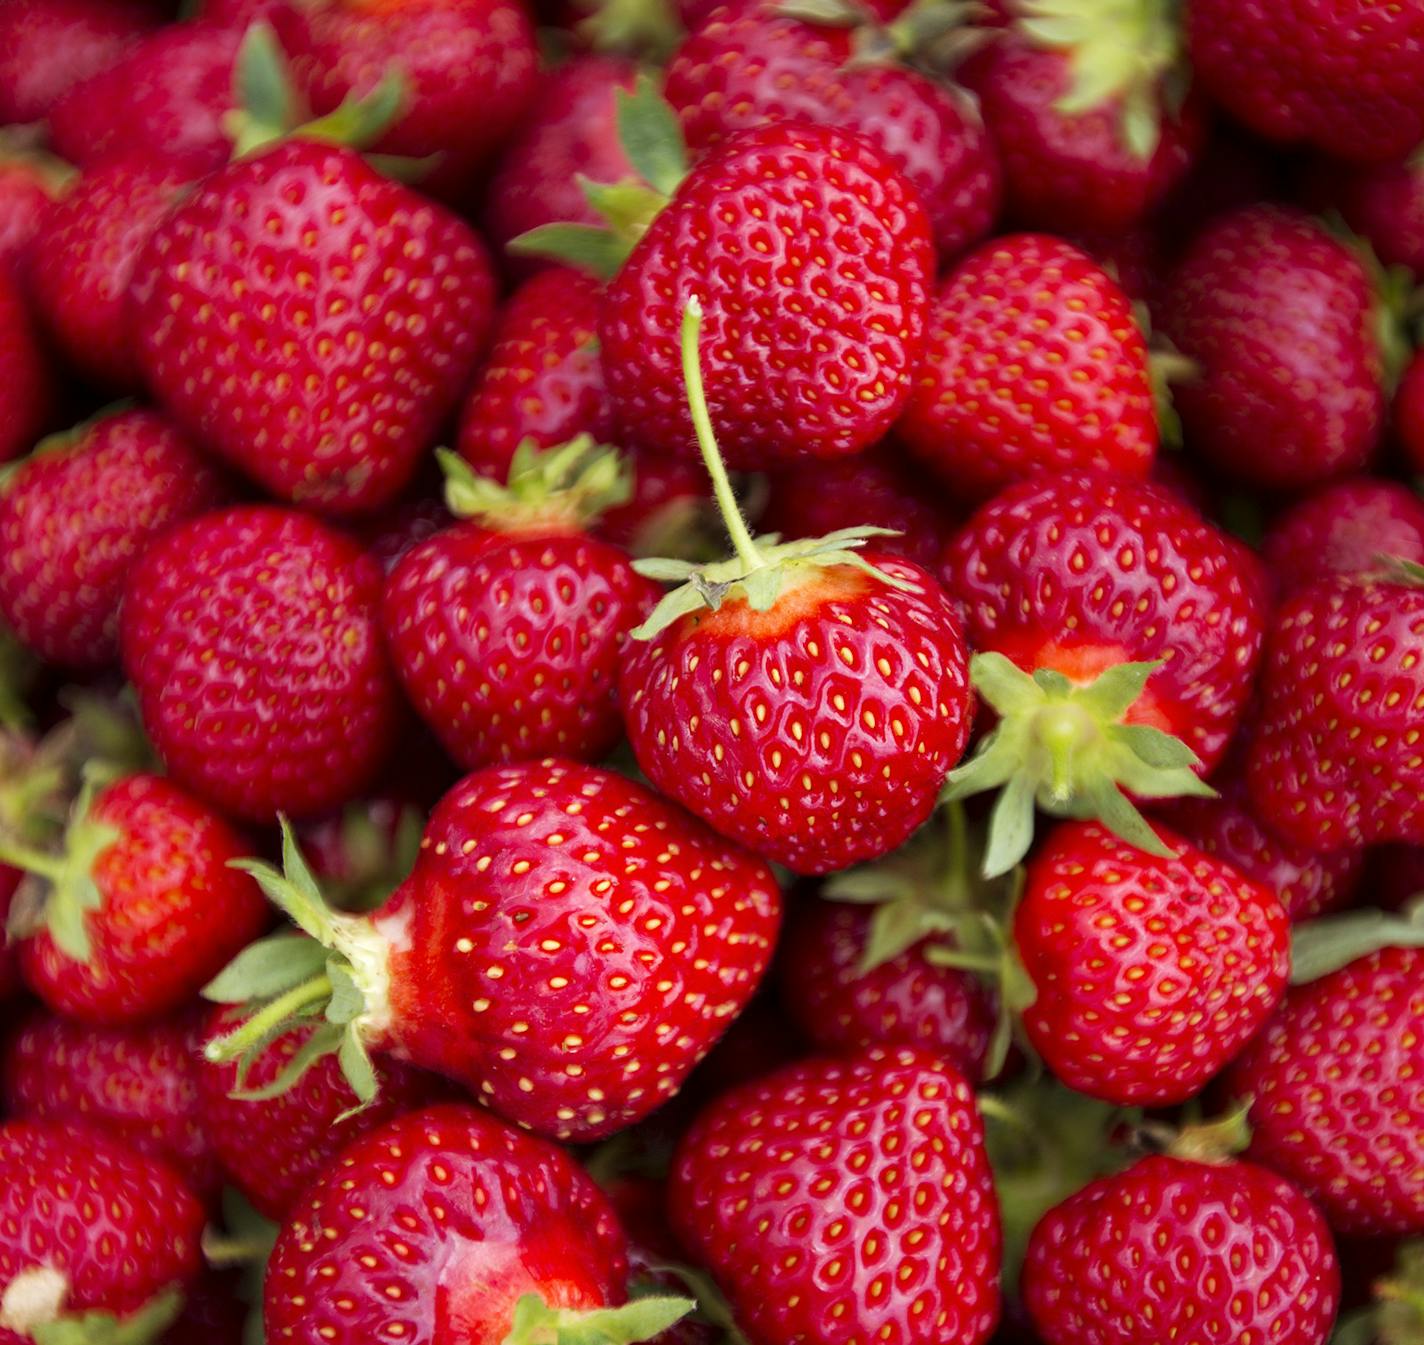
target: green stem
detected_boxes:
[939,800,971,905]
[0,839,64,883]
[680,298,764,573]
[204,974,333,1063]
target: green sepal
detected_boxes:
[1384,555,1424,588]
[202,933,329,1004]
[579,178,670,245]
[632,1264,748,1345]
[438,437,632,532]
[615,73,688,198]
[1160,1099,1253,1164]
[1289,905,1424,985]
[506,224,631,281]
[1371,1240,1424,1345]
[501,1294,694,1345]
[575,0,683,61]
[27,1289,183,1345]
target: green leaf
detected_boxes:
[1071,659,1162,721]
[631,582,712,640]
[501,1293,695,1345]
[969,652,1047,718]
[1079,778,1175,859]
[508,224,628,282]
[233,22,297,141]
[741,566,784,611]
[983,770,1037,878]
[232,1022,343,1102]
[336,1027,379,1113]
[940,733,1022,803]
[325,960,366,1024]
[615,74,688,198]
[860,898,946,973]
[30,1288,183,1345]
[229,821,337,945]
[1113,722,1201,771]
[630,558,700,582]
[579,176,668,241]
[1289,908,1424,985]
[202,934,327,1003]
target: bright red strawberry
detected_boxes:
[120,505,401,821]
[264,1103,690,1345]
[2,1009,221,1200]
[384,444,659,770]
[1303,155,1424,279]
[1014,820,1290,1105]
[0,1120,205,1345]
[1246,573,1424,851]
[1398,348,1424,475]
[1187,0,1424,162]
[670,1046,1002,1345]
[0,408,225,669]
[130,140,495,516]
[0,141,67,274]
[0,270,51,466]
[1022,1154,1340,1345]
[1161,205,1385,489]
[897,234,1158,502]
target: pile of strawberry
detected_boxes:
[4,0,1424,1343]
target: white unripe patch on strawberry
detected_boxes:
[0,1266,69,1334]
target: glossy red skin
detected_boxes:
[0,160,57,274]
[455,269,613,480]
[899,235,1157,502]
[621,556,973,875]
[0,270,51,465]
[199,1008,448,1220]
[1188,0,1424,162]
[665,7,999,258]
[600,121,934,470]
[1397,349,1424,475]
[1247,576,1424,851]
[120,506,401,821]
[0,1120,205,1345]
[19,774,269,1023]
[2,1009,221,1200]
[960,36,1202,233]
[384,524,659,771]
[1162,205,1383,490]
[1016,821,1290,1106]
[1227,946,1424,1236]
[671,1047,1001,1345]
[131,140,495,516]
[777,899,995,1079]
[1023,1155,1340,1345]
[373,761,782,1141]
[0,409,225,669]
[943,472,1265,774]
[264,1104,630,1345]
[1326,157,1424,276]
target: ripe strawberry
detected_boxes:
[0,270,51,466]
[1187,0,1424,162]
[1022,1154,1340,1345]
[130,140,495,516]
[0,141,67,275]
[1014,820,1290,1105]
[0,408,225,670]
[1397,348,1424,475]
[264,1103,690,1345]
[1322,156,1424,278]
[294,793,428,914]
[1246,572,1424,851]
[897,234,1158,502]
[120,505,401,821]
[384,443,660,770]
[595,450,710,558]
[0,1120,204,1345]
[1161,205,1385,489]
[204,761,782,1141]
[2,1009,221,1200]
[670,1046,1002,1345]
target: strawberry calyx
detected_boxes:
[1135,1099,1253,1165]
[0,1271,183,1345]
[941,652,1215,877]
[1334,1242,1424,1345]
[500,1293,694,1345]
[1289,902,1424,984]
[633,1263,747,1345]
[574,0,683,60]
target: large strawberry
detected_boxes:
[120,505,401,822]
[670,1046,1002,1345]
[0,270,51,466]
[896,234,1158,503]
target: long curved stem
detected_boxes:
[204,974,333,1063]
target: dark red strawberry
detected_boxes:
[897,234,1158,502]
[0,270,51,466]
[1324,156,1424,277]
[0,140,67,275]
[1398,348,1424,475]
[120,505,401,822]
[670,1046,1002,1345]
[131,139,495,516]
[0,408,225,669]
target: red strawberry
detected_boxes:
[294,793,427,914]
[1246,572,1424,851]
[897,234,1158,502]
[670,1046,1002,1345]
[1187,0,1424,162]
[0,270,51,466]
[2,1009,221,1199]
[1161,205,1385,489]
[1304,156,1424,279]
[1022,1153,1340,1345]
[595,450,710,558]
[1014,820,1290,1105]
[130,140,495,516]
[1397,347,1424,475]
[0,1120,204,1345]
[120,505,401,822]
[384,443,660,770]
[0,408,226,669]
[0,141,67,275]
[264,1103,690,1345]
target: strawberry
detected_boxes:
[1160,205,1386,490]
[939,471,1263,872]
[120,505,401,822]
[1187,0,1424,163]
[0,1120,204,1345]
[203,761,782,1142]
[263,1103,691,1345]
[1022,1153,1340,1345]
[0,772,269,1024]
[0,140,68,275]
[0,270,51,466]
[130,139,496,516]
[1,1009,221,1200]
[897,234,1158,502]
[1321,156,1424,278]
[0,408,226,670]
[294,793,428,914]
[383,442,660,770]
[1398,348,1424,476]
[1246,572,1424,851]
[669,1046,1002,1345]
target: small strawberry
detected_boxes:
[1322,156,1424,278]
[897,234,1158,502]
[0,1120,205,1345]
[0,270,51,466]
[120,505,401,822]
[670,1046,1002,1345]
[0,138,69,275]
[0,408,226,670]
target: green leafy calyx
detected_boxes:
[501,1295,694,1345]
[1289,901,1424,985]
[0,1270,183,1345]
